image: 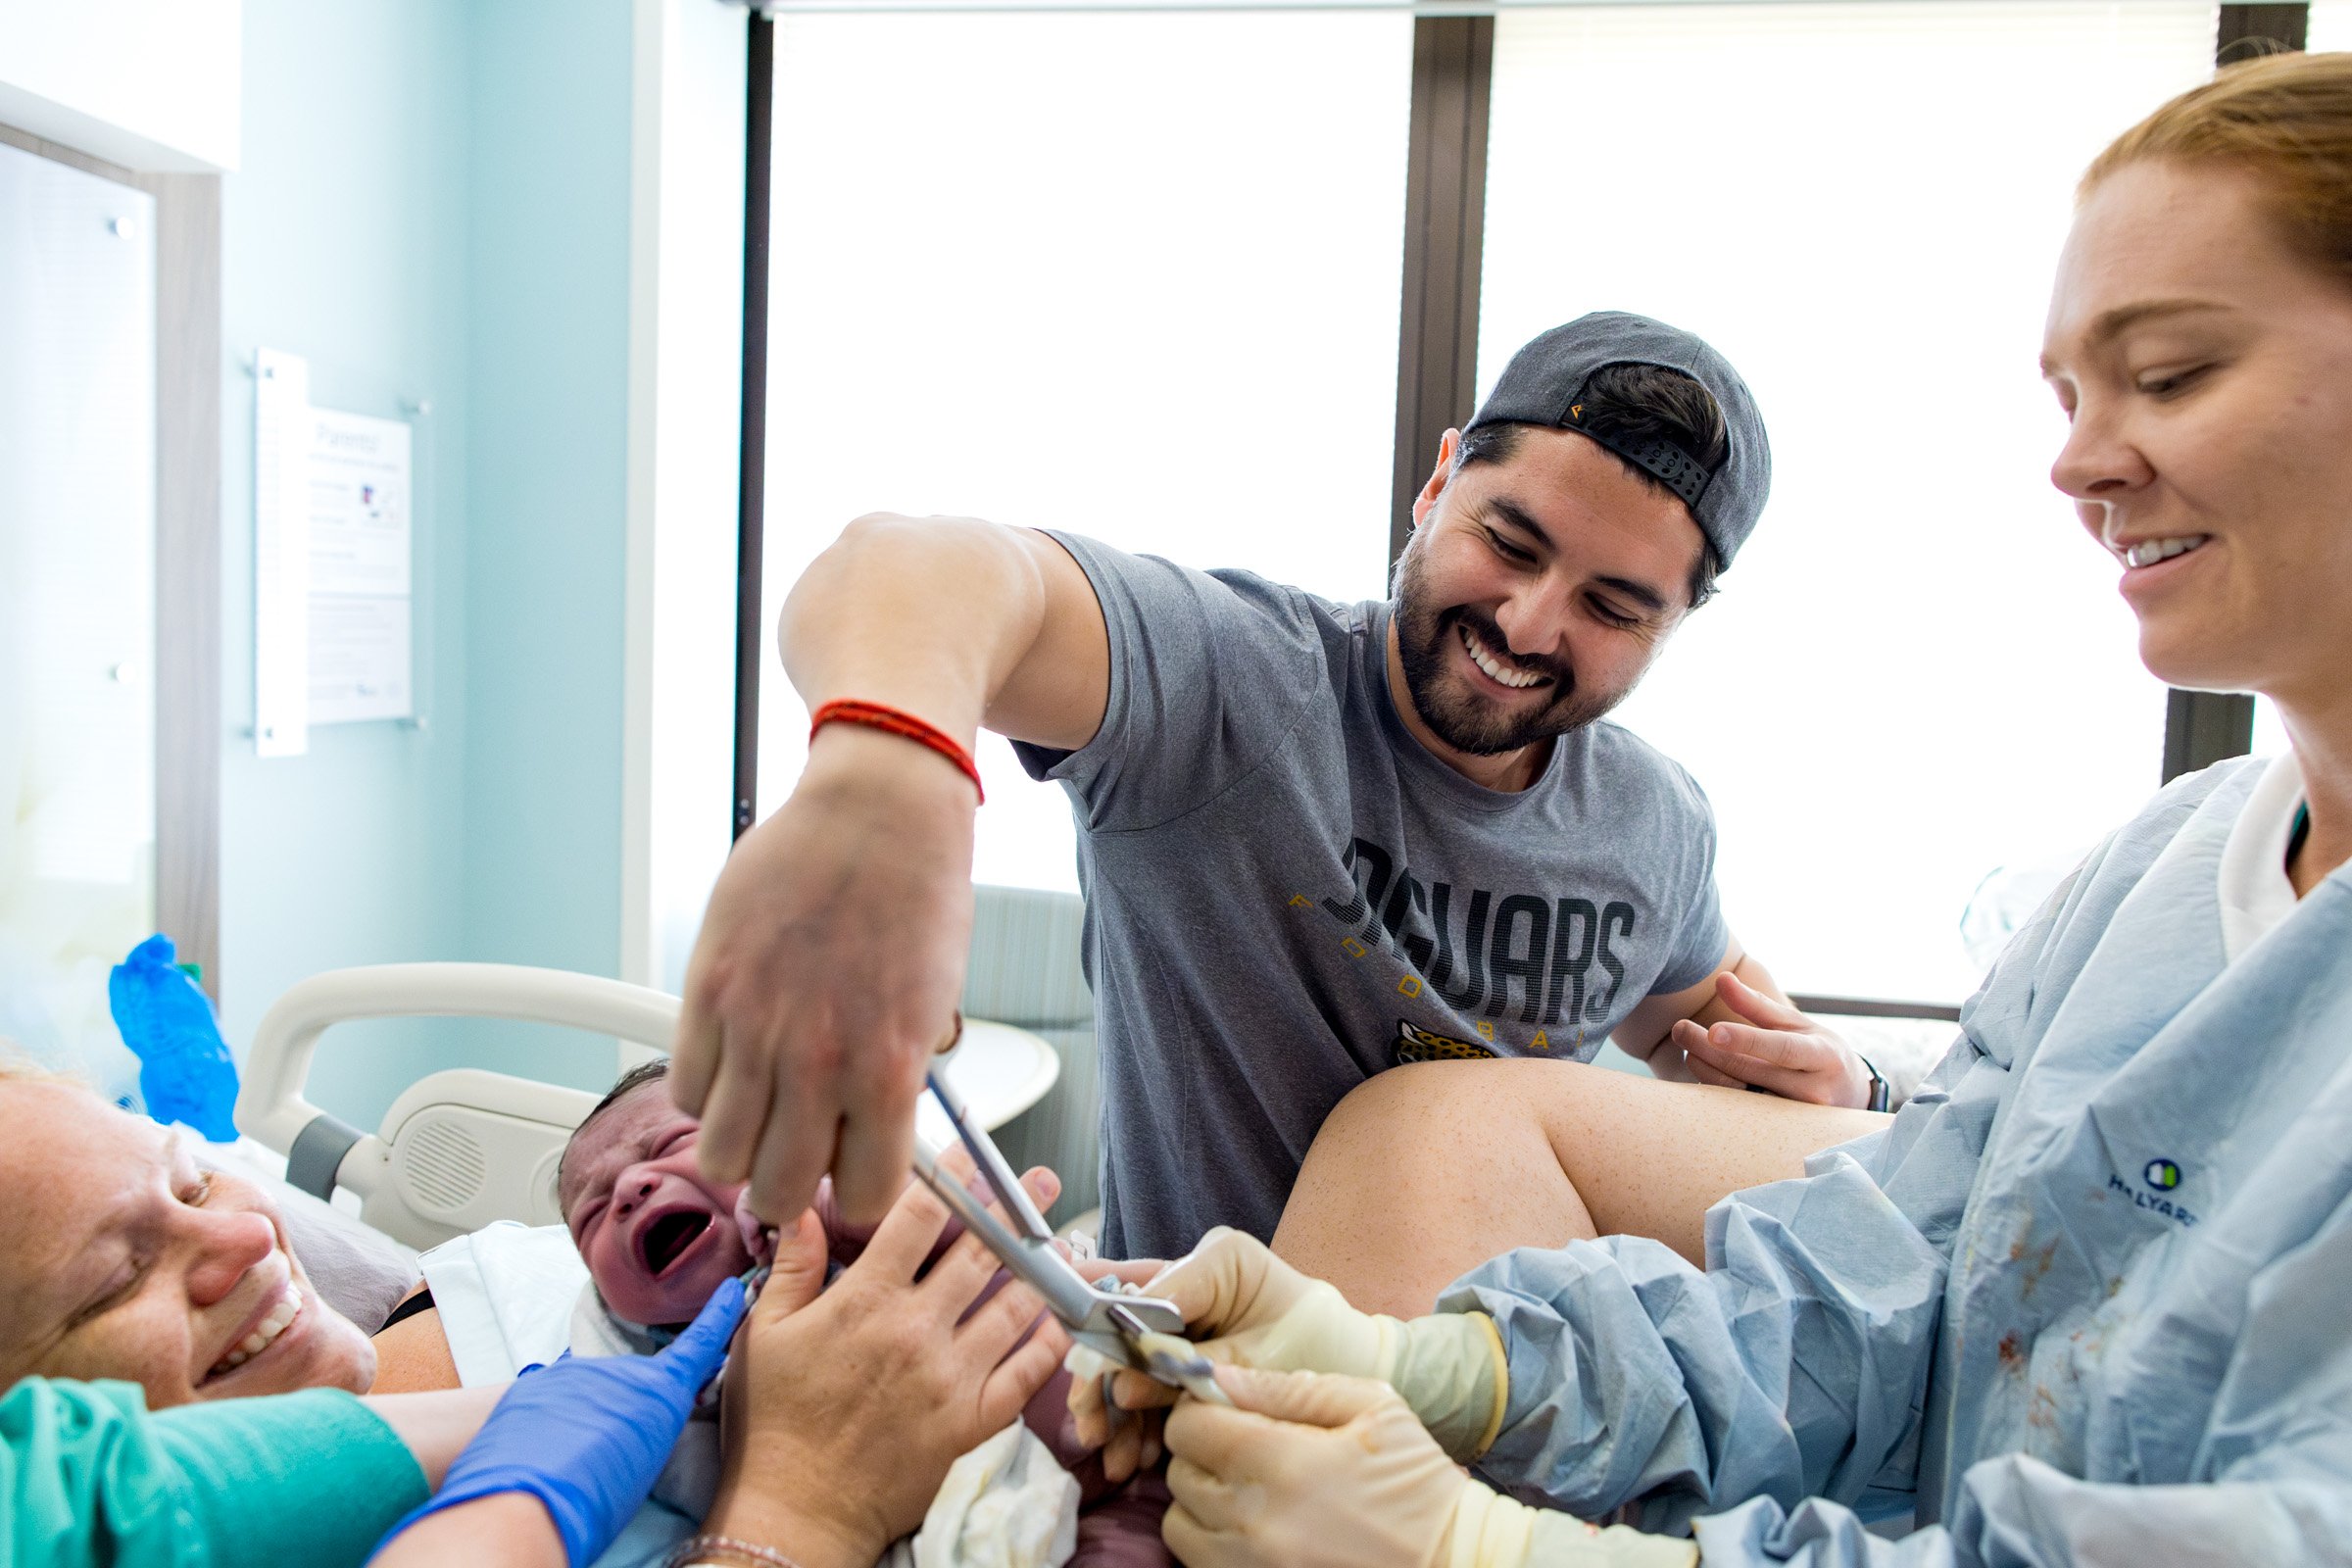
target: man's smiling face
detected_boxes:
[1391,423,1704,762]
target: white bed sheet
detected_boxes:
[416,1220,586,1384]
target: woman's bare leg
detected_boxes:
[1270,1059,1886,1317]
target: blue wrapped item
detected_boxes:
[109,934,239,1142]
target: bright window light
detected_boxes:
[756,10,1413,892]
[1480,3,2214,1001]
[2308,5,2352,51]
[2252,697,2292,760]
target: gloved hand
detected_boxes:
[370,1276,748,1566]
[1162,1367,1696,1568]
[1070,1228,1506,1463]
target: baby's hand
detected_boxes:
[733,1188,778,1266]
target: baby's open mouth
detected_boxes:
[640,1208,713,1278]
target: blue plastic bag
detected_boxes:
[109,934,239,1142]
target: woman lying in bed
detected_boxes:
[0,1062,1092,1568]
[0,1070,392,1402]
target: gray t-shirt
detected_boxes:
[1015,533,1728,1259]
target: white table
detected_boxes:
[920,1017,1061,1141]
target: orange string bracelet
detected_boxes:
[808,699,985,804]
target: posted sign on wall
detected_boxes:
[253,348,416,755]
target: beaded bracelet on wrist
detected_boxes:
[659,1535,808,1568]
[808,698,985,803]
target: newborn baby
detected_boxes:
[557,1060,1170,1568]
[556,1060,770,1330]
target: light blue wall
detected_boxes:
[460,3,634,987]
[219,0,637,1129]
[219,0,475,1127]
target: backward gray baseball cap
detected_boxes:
[1466,311,1772,569]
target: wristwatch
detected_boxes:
[1858,1054,1891,1113]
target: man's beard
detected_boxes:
[1390,538,1626,757]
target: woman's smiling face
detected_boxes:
[0,1081,374,1404]
[2043,158,2352,709]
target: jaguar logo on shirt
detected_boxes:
[1393,1019,1496,1065]
[1319,837,1640,1025]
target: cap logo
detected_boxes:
[1568,404,1584,420]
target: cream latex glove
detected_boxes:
[1161,1367,1696,1568]
[1069,1228,1507,1464]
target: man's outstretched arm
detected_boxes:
[670,515,1110,1225]
[780,513,1111,753]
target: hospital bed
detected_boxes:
[234,962,1062,1251]
[227,893,1954,1255]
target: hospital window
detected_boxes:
[752,9,1414,894]
[1476,1,2215,1004]
[2309,1,2352,48]
[748,1,2263,1010]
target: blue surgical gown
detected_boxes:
[1439,758,2352,1565]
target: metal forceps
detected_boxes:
[910,1068,1229,1404]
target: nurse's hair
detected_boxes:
[2084,50,2352,288]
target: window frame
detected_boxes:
[0,123,220,996]
[730,1,2309,1015]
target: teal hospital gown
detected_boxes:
[1,1378,426,1568]
[1441,757,2352,1565]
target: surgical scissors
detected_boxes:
[910,1068,1229,1404]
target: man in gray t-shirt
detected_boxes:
[1010,537,1733,1254]
[672,313,1885,1257]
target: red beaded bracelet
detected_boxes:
[808,699,985,804]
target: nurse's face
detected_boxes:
[2044,159,2352,705]
[0,1082,375,1405]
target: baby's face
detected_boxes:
[559,1082,756,1327]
